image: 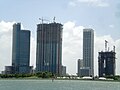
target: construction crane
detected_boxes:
[53,17,56,23]
[113,46,115,52]
[105,40,108,52]
[39,17,49,24]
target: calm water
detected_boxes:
[0,79,120,90]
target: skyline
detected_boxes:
[0,21,119,75]
[0,0,120,75]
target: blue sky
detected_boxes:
[0,0,120,75]
[0,0,120,39]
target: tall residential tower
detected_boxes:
[83,28,94,76]
[12,23,31,74]
[36,22,63,75]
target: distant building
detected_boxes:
[61,66,66,76]
[79,68,90,76]
[1,71,5,74]
[77,59,83,76]
[36,22,63,76]
[77,59,90,77]
[4,66,13,74]
[12,23,31,74]
[83,28,94,77]
[98,51,116,77]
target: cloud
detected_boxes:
[69,0,110,7]
[69,1,76,7]
[0,21,14,72]
[109,24,114,28]
[115,39,120,75]
[0,21,120,76]
[63,21,84,75]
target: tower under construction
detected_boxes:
[98,40,116,77]
[36,19,63,76]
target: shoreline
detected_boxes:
[0,78,120,82]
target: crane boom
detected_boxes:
[105,40,108,52]
[39,17,49,24]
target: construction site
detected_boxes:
[98,40,116,77]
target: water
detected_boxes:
[0,79,120,90]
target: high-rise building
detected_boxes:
[98,47,116,77]
[36,22,63,76]
[4,66,13,74]
[12,23,31,74]
[83,28,94,76]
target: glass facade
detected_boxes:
[12,23,31,74]
[36,23,63,75]
[83,29,94,76]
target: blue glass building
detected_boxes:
[83,29,94,77]
[12,23,31,74]
[36,22,63,76]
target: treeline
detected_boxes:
[105,75,120,80]
[0,72,55,79]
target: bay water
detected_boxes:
[0,79,120,90]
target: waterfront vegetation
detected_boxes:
[105,75,120,81]
[0,72,120,81]
[0,72,54,79]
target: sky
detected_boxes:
[0,0,120,75]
